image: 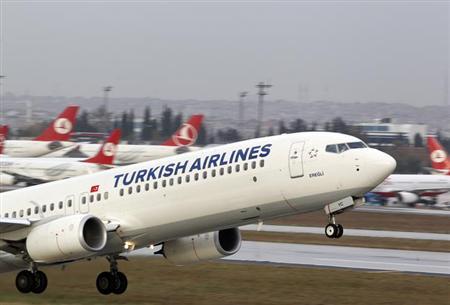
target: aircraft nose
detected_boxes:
[368,149,397,184]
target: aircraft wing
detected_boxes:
[0,218,30,234]
[3,171,48,186]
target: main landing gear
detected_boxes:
[15,266,48,294]
[96,256,128,295]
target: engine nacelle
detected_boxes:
[162,228,242,265]
[397,192,420,205]
[0,173,15,186]
[26,214,107,264]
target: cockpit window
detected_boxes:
[337,143,349,153]
[347,142,367,149]
[325,144,338,153]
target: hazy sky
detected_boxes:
[1,1,449,106]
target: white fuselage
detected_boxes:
[3,140,75,158]
[0,132,395,270]
[372,174,450,194]
[43,143,203,165]
[0,157,106,184]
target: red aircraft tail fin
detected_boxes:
[0,125,9,154]
[34,105,79,142]
[162,114,204,146]
[83,129,121,165]
[427,136,450,175]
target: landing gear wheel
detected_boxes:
[32,271,48,294]
[112,272,128,295]
[16,270,34,293]
[325,224,337,238]
[96,272,114,295]
[335,224,344,238]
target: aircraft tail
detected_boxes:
[427,136,450,175]
[83,129,121,165]
[0,125,9,154]
[34,105,79,142]
[162,114,204,146]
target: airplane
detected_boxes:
[426,136,450,175]
[0,129,121,187]
[0,132,395,295]
[1,106,79,157]
[42,114,205,165]
[370,173,450,206]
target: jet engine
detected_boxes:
[160,228,241,265]
[0,173,15,186]
[26,214,107,263]
[396,192,420,205]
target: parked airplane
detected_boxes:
[43,114,204,165]
[371,174,450,206]
[427,136,450,175]
[0,132,395,294]
[2,106,79,157]
[0,129,121,186]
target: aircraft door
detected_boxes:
[289,142,305,178]
[79,192,89,213]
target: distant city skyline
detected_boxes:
[1,1,448,106]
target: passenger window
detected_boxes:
[20,210,24,217]
[220,168,224,176]
[68,199,72,208]
[260,160,265,168]
[325,144,337,153]
[128,187,133,194]
[34,207,39,214]
[194,173,199,181]
[227,166,232,174]
[178,177,182,184]
[82,196,86,204]
[97,193,101,201]
[203,171,207,179]
[27,208,31,216]
[185,175,190,183]
[4,213,8,218]
[59,201,63,209]
[120,189,124,196]
[243,163,248,171]
[12,211,16,218]
[235,164,240,172]
[162,180,167,187]
[90,195,94,203]
[337,143,349,153]
[169,178,174,186]
[136,185,141,193]
[212,169,216,177]
[104,192,109,200]
[50,204,55,211]
[145,183,150,191]
[153,181,158,189]
[251,161,256,169]
[42,205,47,213]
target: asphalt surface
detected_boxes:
[241,224,450,240]
[131,241,450,276]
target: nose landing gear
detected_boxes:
[325,215,344,239]
[96,256,128,295]
[323,196,363,239]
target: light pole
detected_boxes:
[103,86,113,132]
[238,91,248,132]
[255,82,272,138]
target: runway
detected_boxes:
[241,224,450,240]
[355,205,450,216]
[131,241,450,276]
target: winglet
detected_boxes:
[162,114,204,146]
[34,105,79,142]
[83,129,121,165]
[0,125,9,154]
[427,136,450,175]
